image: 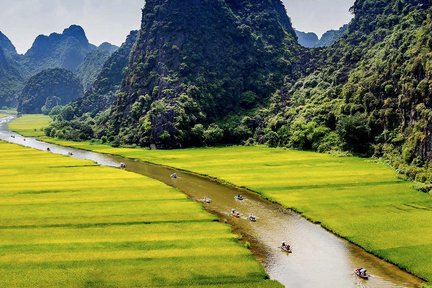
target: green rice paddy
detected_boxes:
[10,115,432,283]
[0,141,279,287]
[37,142,432,284]
[8,114,51,137]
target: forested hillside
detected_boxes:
[46,0,432,183]
[0,32,24,107]
[76,42,118,90]
[18,68,83,114]
[263,0,432,182]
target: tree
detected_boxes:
[337,113,371,153]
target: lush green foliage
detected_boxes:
[81,0,304,148]
[0,142,279,287]
[0,40,23,107]
[43,1,432,185]
[18,68,83,114]
[263,0,432,183]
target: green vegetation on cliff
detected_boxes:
[76,42,118,90]
[48,0,305,148]
[18,68,83,114]
[46,0,432,184]
[263,0,432,182]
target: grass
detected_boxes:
[10,115,432,283]
[8,114,51,137]
[0,108,17,115]
[0,141,280,287]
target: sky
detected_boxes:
[0,0,355,54]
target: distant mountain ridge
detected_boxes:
[24,25,96,74]
[295,25,348,48]
[0,31,18,56]
[0,26,118,107]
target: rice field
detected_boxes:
[10,115,432,283]
[34,141,431,283]
[0,142,279,287]
[8,114,51,137]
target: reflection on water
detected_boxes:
[0,116,424,288]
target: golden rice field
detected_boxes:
[10,115,432,283]
[0,141,280,287]
[37,141,432,284]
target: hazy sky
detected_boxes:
[0,0,354,54]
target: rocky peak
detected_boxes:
[0,31,17,56]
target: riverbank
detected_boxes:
[9,115,432,284]
[0,140,279,287]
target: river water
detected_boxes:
[0,116,425,288]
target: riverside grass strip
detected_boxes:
[0,142,279,288]
[40,139,432,283]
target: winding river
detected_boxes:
[0,116,425,288]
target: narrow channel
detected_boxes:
[0,116,425,288]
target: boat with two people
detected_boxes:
[280,242,292,253]
[355,268,370,280]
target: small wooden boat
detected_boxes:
[202,198,212,204]
[231,209,241,218]
[234,194,244,201]
[355,268,370,280]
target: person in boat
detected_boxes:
[46,147,51,152]
[249,215,257,222]
[231,209,240,217]
[170,173,177,179]
[119,163,126,169]
[281,242,291,251]
[235,194,244,200]
[68,152,73,156]
[355,268,368,277]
